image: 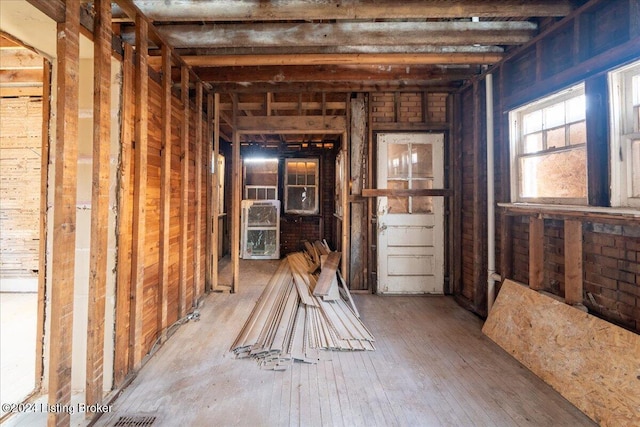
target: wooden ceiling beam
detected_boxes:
[189,65,476,84]
[155,45,504,57]
[111,0,574,21]
[159,53,503,68]
[220,101,346,111]
[212,81,461,93]
[236,115,346,133]
[127,21,536,49]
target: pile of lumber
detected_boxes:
[231,241,375,370]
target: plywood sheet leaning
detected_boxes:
[482,279,640,427]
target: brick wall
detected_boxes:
[543,219,565,296]
[371,92,448,124]
[426,93,447,124]
[583,223,640,332]
[509,217,640,333]
[371,93,395,123]
[512,216,529,285]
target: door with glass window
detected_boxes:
[377,133,444,294]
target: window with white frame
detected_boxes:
[609,60,640,208]
[284,158,319,214]
[510,84,587,204]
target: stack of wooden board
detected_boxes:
[231,241,375,370]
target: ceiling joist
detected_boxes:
[126,21,536,49]
[159,53,504,68]
[189,65,478,85]
[111,0,574,22]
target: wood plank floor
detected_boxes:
[95,259,594,427]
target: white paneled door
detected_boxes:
[377,133,444,294]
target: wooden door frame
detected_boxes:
[230,125,349,293]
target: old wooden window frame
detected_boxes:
[509,83,587,205]
[284,158,320,215]
[609,60,640,208]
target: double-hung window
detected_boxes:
[609,60,640,208]
[510,84,587,204]
[284,158,319,214]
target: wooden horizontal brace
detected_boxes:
[220,101,347,111]
[362,188,452,197]
[212,81,460,94]
[498,203,640,224]
[0,69,44,84]
[173,53,504,67]
[236,115,347,133]
[194,64,474,85]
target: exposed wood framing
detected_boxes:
[236,116,347,133]
[564,220,583,306]
[197,65,472,85]
[585,75,610,206]
[528,217,544,291]
[205,93,214,291]
[114,43,135,386]
[113,1,574,21]
[140,21,535,49]
[35,58,51,392]
[48,1,80,425]
[366,92,375,292]
[497,69,513,285]
[158,44,171,342]
[174,53,504,68]
[211,93,220,291]
[472,81,487,315]
[85,0,111,412]
[130,15,149,370]
[341,125,350,288]
[231,94,240,293]
[179,66,189,317]
[362,189,452,197]
[451,93,463,297]
[194,81,204,302]
[350,95,366,291]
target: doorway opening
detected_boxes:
[0,33,48,415]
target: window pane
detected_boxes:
[287,186,316,212]
[245,229,278,257]
[519,147,587,198]
[544,102,565,129]
[247,205,277,226]
[546,127,566,149]
[523,110,542,134]
[388,143,409,179]
[569,121,586,145]
[566,95,586,123]
[524,132,543,153]
[306,162,316,185]
[632,139,640,197]
[387,180,408,214]
[632,75,640,106]
[411,144,433,178]
[412,179,433,213]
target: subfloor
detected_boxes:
[94,258,593,427]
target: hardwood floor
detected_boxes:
[95,259,594,427]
